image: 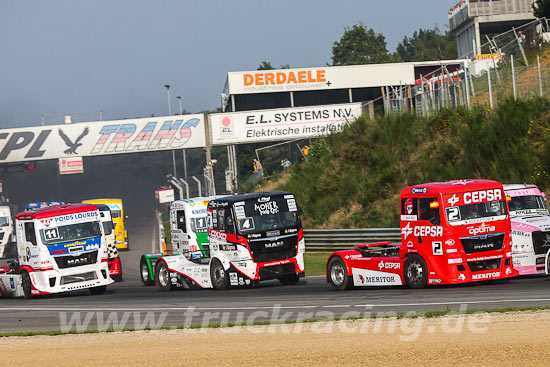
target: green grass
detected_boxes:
[2,305,550,337]
[304,252,330,276]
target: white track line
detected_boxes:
[2,298,550,312]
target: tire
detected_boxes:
[89,285,107,295]
[278,273,300,286]
[404,254,428,289]
[210,258,229,290]
[21,271,33,299]
[327,257,353,291]
[111,274,123,282]
[155,261,175,291]
[140,257,154,286]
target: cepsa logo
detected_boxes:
[243,70,326,87]
[464,189,502,204]
[401,223,443,239]
[378,261,401,270]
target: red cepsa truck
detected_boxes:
[327,180,517,290]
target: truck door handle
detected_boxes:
[418,236,422,244]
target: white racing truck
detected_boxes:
[0,204,113,298]
[154,192,305,290]
[504,184,550,276]
[0,206,14,259]
[140,197,215,286]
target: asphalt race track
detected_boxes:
[2,211,550,333]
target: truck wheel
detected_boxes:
[140,257,154,286]
[210,258,229,290]
[21,271,33,299]
[328,257,353,291]
[278,273,300,286]
[404,255,428,289]
[155,261,175,291]
[89,285,107,295]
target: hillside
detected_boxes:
[269,96,550,229]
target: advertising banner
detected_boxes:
[209,103,363,145]
[225,64,415,95]
[0,114,206,163]
[59,157,84,175]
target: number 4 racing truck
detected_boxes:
[153,192,306,291]
[0,204,113,298]
[139,197,215,286]
[503,184,550,276]
[327,180,517,290]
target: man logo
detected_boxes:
[447,194,459,206]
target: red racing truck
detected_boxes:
[327,180,517,290]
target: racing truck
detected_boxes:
[140,197,214,286]
[327,180,517,290]
[0,206,14,258]
[0,204,113,298]
[154,191,305,290]
[95,204,123,281]
[82,199,128,250]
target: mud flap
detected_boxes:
[0,274,24,298]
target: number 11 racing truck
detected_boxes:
[153,192,305,290]
[327,180,517,290]
[0,204,113,298]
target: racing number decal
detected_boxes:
[446,207,460,221]
[432,241,443,256]
[44,228,59,240]
[239,217,255,230]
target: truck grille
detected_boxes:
[258,263,296,280]
[54,251,98,269]
[468,259,501,272]
[460,233,504,254]
[60,271,97,285]
[248,234,298,263]
[532,231,550,255]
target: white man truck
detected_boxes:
[0,204,113,298]
[140,197,214,286]
[504,184,550,275]
[154,192,305,290]
[0,206,14,258]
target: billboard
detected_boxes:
[225,64,415,95]
[0,114,206,163]
[59,157,84,175]
[209,103,363,145]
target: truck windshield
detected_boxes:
[509,195,548,216]
[0,217,9,226]
[40,221,102,245]
[102,221,113,235]
[445,201,508,225]
[235,197,299,234]
[190,217,207,233]
[110,210,122,218]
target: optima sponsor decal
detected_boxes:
[468,225,496,235]
[472,272,501,280]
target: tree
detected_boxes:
[533,0,550,18]
[396,27,457,62]
[331,23,392,65]
[257,61,290,70]
[257,61,274,70]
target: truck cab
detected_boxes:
[327,180,516,290]
[139,197,214,286]
[0,204,113,298]
[82,199,128,250]
[0,206,13,258]
[503,184,550,275]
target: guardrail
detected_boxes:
[304,228,401,252]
